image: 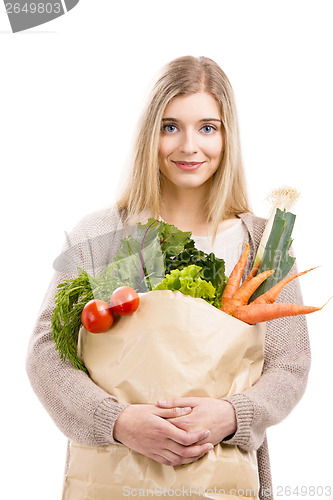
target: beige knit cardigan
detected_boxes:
[26,206,311,499]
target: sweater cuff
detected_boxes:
[222,393,254,449]
[94,397,129,446]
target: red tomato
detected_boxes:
[110,286,140,316]
[81,299,115,333]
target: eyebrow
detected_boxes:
[162,117,222,123]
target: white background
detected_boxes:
[1,1,332,499]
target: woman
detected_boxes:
[26,56,310,499]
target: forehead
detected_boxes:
[163,92,221,120]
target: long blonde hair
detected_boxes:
[116,55,252,235]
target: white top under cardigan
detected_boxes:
[191,219,248,277]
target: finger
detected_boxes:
[157,397,199,408]
[149,453,173,466]
[163,417,191,431]
[154,406,192,419]
[150,448,211,467]
[166,441,214,462]
[165,422,210,446]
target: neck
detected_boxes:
[160,179,212,231]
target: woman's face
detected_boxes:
[158,91,224,193]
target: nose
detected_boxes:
[180,129,198,155]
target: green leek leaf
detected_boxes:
[250,208,296,301]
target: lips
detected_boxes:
[172,161,205,171]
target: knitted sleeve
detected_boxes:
[223,218,311,452]
[26,207,129,446]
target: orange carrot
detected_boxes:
[241,259,262,287]
[221,243,250,305]
[233,302,323,325]
[221,269,274,314]
[252,267,318,305]
[231,258,262,300]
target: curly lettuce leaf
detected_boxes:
[152,265,217,304]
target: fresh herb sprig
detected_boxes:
[51,262,134,372]
[51,270,93,373]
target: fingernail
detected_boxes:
[204,431,210,438]
[208,445,214,451]
[181,407,191,413]
[158,400,166,404]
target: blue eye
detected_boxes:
[201,125,215,134]
[163,124,178,133]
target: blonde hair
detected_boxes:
[116,55,252,235]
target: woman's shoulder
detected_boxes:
[238,212,267,231]
[237,212,267,248]
[55,205,124,275]
[69,204,124,241]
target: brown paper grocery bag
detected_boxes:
[63,290,266,500]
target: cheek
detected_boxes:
[158,137,168,162]
[159,135,179,160]
[201,134,223,160]
[158,144,166,163]
[210,137,224,159]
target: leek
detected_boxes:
[250,186,300,302]
[253,186,300,267]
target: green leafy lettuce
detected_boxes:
[152,264,217,305]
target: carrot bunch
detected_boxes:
[220,243,323,324]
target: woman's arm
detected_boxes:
[222,266,310,451]
[156,262,310,452]
[26,210,130,447]
[27,268,213,461]
[221,215,311,451]
[26,208,213,464]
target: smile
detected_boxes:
[172,161,205,171]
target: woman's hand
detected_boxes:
[156,397,237,446]
[113,404,214,466]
